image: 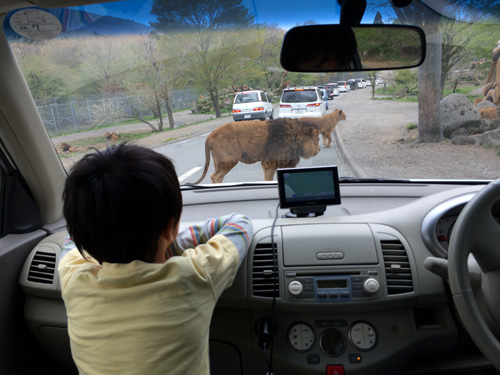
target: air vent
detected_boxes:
[27,250,57,284]
[381,240,413,295]
[252,242,279,298]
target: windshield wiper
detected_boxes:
[339,177,411,183]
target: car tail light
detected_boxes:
[233,109,241,113]
[280,104,292,108]
[253,107,264,111]
[306,103,321,107]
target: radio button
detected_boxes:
[352,283,364,291]
[303,284,315,292]
[363,278,380,294]
[288,281,303,296]
[296,277,314,285]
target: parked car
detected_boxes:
[278,86,326,118]
[348,79,357,90]
[3,1,500,375]
[325,82,339,99]
[355,78,367,88]
[232,90,274,121]
[337,80,351,93]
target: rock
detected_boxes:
[441,93,481,138]
[472,129,500,148]
[480,119,492,133]
[491,118,500,130]
[451,135,476,145]
[450,128,469,138]
[476,100,496,110]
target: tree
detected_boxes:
[254,26,286,89]
[78,36,129,95]
[151,0,254,117]
[389,0,443,143]
[387,0,500,143]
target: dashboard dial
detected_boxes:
[349,321,377,351]
[435,215,457,251]
[288,323,315,352]
[319,328,346,357]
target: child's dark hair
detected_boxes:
[63,143,182,264]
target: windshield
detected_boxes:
[235,92,260,103]
[4,1,500,184]
[281,89,319,103]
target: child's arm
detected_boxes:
[169,213,253,265]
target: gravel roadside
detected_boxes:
[332,88,500,180]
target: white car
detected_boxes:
[278,87,326,118]
[355,78,367,88]
[232,90,274,121]
[325,83,339,99]
[337,80,351,92]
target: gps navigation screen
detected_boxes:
[277,166,341,209]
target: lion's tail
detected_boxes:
[190,138,212,184]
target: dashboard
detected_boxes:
[19,181,496,374]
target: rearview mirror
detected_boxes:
[280,24,426,72]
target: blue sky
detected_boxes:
[74,0,382,28]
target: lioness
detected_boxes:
[300,109,346,147]
[190,118,321,184]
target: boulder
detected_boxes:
[441,93,481,138]
[472,129,500,147]
[476,100,495,109]
[451,135,476,145]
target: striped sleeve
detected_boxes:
[170,214,253,265]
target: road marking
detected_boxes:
[178,167,202,183]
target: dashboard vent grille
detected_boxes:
[27,250,57,284]
[381,240,413,295]
[252,242,279,298]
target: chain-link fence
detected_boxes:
[37,89,198,136]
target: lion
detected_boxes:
[300,109,346,148]
[190,118,321,184]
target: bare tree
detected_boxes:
[151,0,254,117]
[254,26,286,89]
[79,36,129,95]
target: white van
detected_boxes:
[356,78,367,88]
[278,87,326,118]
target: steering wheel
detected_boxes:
[448,177,500,370]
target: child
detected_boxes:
[58,143,253,374]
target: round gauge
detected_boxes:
[349,321,377,351]
[435,215,457,251]
[287,323,315,352]
[319,328,346,357]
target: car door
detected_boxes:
[0,27,69,374]
[260,92,271,118]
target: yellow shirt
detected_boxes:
[58,235,239,375]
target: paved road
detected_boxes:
[54,88,392,181]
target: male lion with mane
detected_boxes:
[300,109,346,147]
[190,118,321,184]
